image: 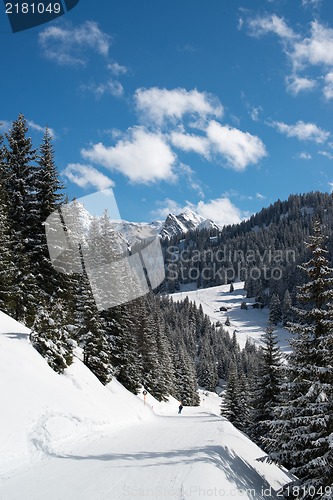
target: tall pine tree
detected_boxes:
[33,128,66,300]
[269,293,282,325]
[0,134,15,313]
[249,327,283,453]
[106,301,142,395]
[4,114,39,324]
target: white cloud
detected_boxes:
[247,14,295,40]
[319,150,333,160]
[292,21,333,69]
[107,62,128,75]
[1,119,56,137]
[39,21,111,66]
[249,106,263,122]
[302,0,322,7]
[81,127,176,184]
[247,15,333,69]
[178,163,205,198]
[221,189,239,199]
[135,87,223,126]
[296,151,312,160]
[206,121,267,171]
[170,131,210,158]
[286,75,317,95]
[27,120,56,138]
[194,198,244,226]
[256,192,266,199]
[74,86,267,189]
[323,72,333,100]
[271,120,329,143]
[153,197,245,226]
[62,163,114,190]
[153,198,183,219]
[246,16,333,97]
[80,79,124,99]
[169,120,267,171]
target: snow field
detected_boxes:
[172,282,291,351]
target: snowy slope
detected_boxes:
[0,311,154,480]
[0,310,292,499]
[171,282,291,351]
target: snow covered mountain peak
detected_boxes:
[160,209,220,239]
[177,207,205,225]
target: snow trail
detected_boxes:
[1,408,289,500]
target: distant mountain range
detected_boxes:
[70,202,221,247]
[111,208,220,245]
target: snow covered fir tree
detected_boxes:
[249,327,283,453]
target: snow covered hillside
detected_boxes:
[0,311,154,479]
[0,310,291,499]
[171,282,291,351]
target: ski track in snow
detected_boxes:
[1,408,290,500]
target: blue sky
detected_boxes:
[1,0,333,224]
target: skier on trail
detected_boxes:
[178,402,183,414]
